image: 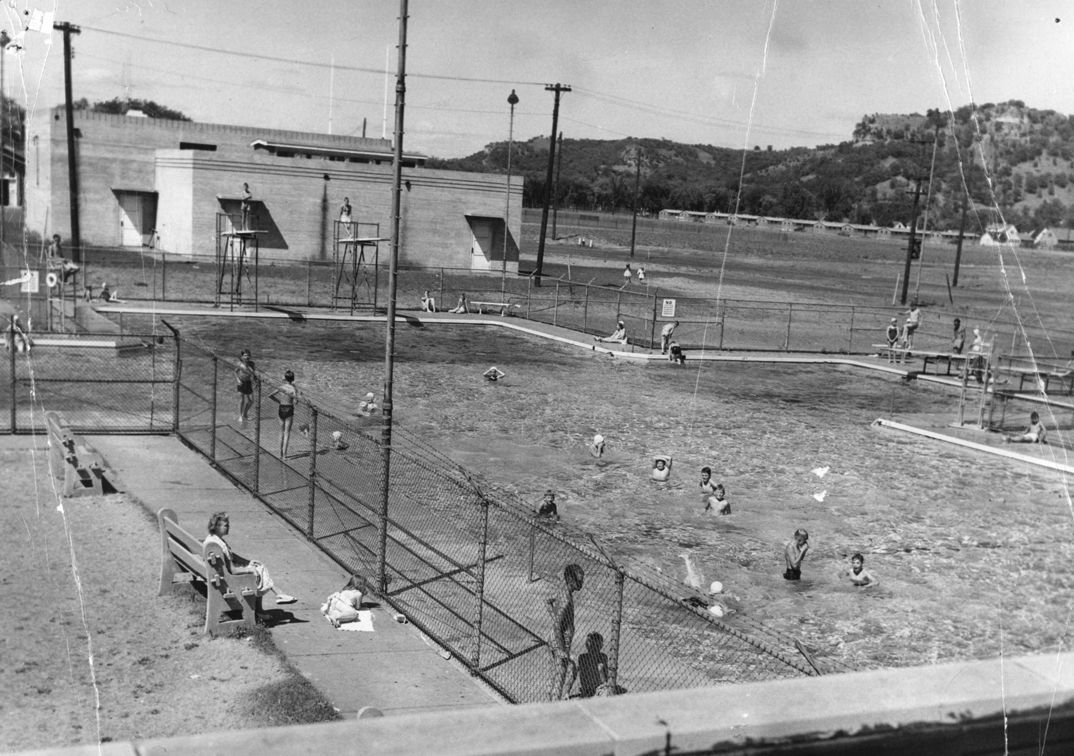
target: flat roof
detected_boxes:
[250,138,426,164]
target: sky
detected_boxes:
[3,0,1074,158]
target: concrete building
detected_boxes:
[27,107,521,272]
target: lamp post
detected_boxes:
[502,89,518,293]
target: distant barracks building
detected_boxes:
[27,107,521,271]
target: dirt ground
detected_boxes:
[0,437,337,752]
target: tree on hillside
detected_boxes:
[89,97,192,121]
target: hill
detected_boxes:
[428,100,1074,234]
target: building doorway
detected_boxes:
[115,190,158,247]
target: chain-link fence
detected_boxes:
[168,333,847,703]
[13,248,1074,360]
[0,328,176,434]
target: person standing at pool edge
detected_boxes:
[235,349,256,425]
[783,529,809,580]
[547,563,584,700]
[660,321,679,354]
[268,369,298,458]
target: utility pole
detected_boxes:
[534,83,569,286]
[551,131,563,239]
[0,29,8,253]
[899,137,931,306]
[378,0,408,594]
[629,146,642,258]
[952,195,968,287]
[54,21,82,262]
[900,179,923,306]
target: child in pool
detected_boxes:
[651,456,672,481]
[783,528,809,581]
[845,552,877,587]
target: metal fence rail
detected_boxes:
[167,334,837,704]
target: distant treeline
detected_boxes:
[430,101,1074,233]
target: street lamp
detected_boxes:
[502,89,518,292]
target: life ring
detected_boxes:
[45,272,59,288]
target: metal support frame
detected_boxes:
[332,219,382,313]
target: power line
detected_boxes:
[79,25,546,87]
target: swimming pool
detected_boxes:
[172,316,1074,671]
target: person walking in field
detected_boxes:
[622,263,632,284]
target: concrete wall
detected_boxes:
[28,107,522,271]
[28,651,1074,755]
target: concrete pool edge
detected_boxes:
[28,650,1074,755]
[873,417,1074,475]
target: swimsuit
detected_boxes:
[278,404,294,420]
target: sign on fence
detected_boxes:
[20,271,39,294]
[661,298,676,318]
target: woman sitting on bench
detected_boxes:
[204,512,296,605]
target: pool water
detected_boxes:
[172,316,1074,671]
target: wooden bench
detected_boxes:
[45,411,109,497]
[157,507,261,636]
[871,345,969,376]
[469,300,520,316]
[918,350,969,376]
[1009,364,1074,395]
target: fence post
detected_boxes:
[718,301,726,351]
[553,280,560,327]
[583,284,589,333]
[171,332,181,434]
[615,290,622,323]
[607,570,625,694]
[210,356,218,461]
[8,324,15,432]
[471,497,490,668]
[253,379,262,493]
[650,291,659,350]
[526,274,532,319]
[306,258,312,307]
[161,251,167,302]
[847,306,855,353]
[306,407,318,537]
[785,303,793,351]
[439,267,444,309]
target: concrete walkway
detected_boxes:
[88,433,505,720]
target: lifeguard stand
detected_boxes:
[215,212,262,311]
[333,219,385,313]
[956,337,995,429]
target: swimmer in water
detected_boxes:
[588,434,605,458]
[651,456,672,481]
[845,552,877,587]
